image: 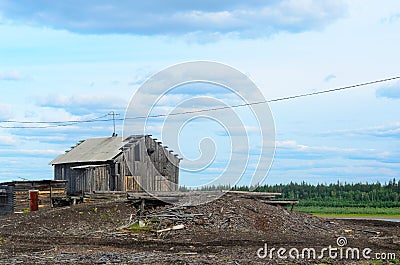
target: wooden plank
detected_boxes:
[39,190,66,195]
[261,200,299,205]
[226,190,281,196]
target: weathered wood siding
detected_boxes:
[0,185,13,215]
[0,181,67,214]
[73,165,111,194]
[54,162,113,195]
[113,154,127,191]
[54,135,180,195]
[122,136,179,192]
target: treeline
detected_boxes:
[236,179,400,207]
[180,179,400,208]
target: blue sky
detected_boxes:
[0,0,400,186]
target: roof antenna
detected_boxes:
[107,111,120,137]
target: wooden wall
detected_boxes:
[122,135,179,192]
[0,181,67,214]
[54,135,180,195]
[54,162,113,195]
[72,165,111,194]
[0,185,13,215]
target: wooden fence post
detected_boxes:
[29,190,39,211]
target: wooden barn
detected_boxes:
[0,180,67,215]
[50,135,180,195]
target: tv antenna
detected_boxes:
[108,111,120,136]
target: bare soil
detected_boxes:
[0,195,399,264]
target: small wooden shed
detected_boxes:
[50,135,180,195]
[0,180,67,215]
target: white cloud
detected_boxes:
[0,70,24,81]
[16,106,90,125]
[14,149,61,156]
[376,80,400,99]
[276,140,361,153]
[324,74,336,82]
[0,0,347,38]
[274,139,385,162]
[1,0,399,185]
[0,103,13,119]
[381,13,400,24]
[37,93,128,115]
[322,122,400,139]
[0,148,61,156]
[0,136,16,145]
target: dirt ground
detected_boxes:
[0,195,399,264]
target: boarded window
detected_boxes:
[61,166,65,179]
[116,163,121,175]
[125,163,133,176]
[0,189,8,206]
[134,144,140,161]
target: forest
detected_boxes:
[192,178,400,208]
[248,179,400,208]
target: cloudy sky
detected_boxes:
[0,0,400,186]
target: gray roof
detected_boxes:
[50,136,143,165]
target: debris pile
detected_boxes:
[0,193,398,264]
[126,194,336,242]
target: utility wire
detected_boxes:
[1,76,399,129]
[267,76,400,102]
[0,114,110,129]
[0,114,109,124]
[123,76,400,119]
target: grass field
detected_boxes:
[295,206,400,219]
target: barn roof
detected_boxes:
[50,136,144,165]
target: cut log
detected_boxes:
[157,224,185,233]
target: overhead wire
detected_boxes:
[0,114,110,129]
[1,76,399,129]
[0,114,109,124]
[121,75,400,120]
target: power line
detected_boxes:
[0,114,109,124]
[125,75,400,119]
[0,115,111,128]
[1,75,399,129]
[267,76,400,102]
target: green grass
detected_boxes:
[127,222,150,233]
[295,206,400,219]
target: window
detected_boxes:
[116,163,121,175]
[134,144,141,161]
[0,188,8,206]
